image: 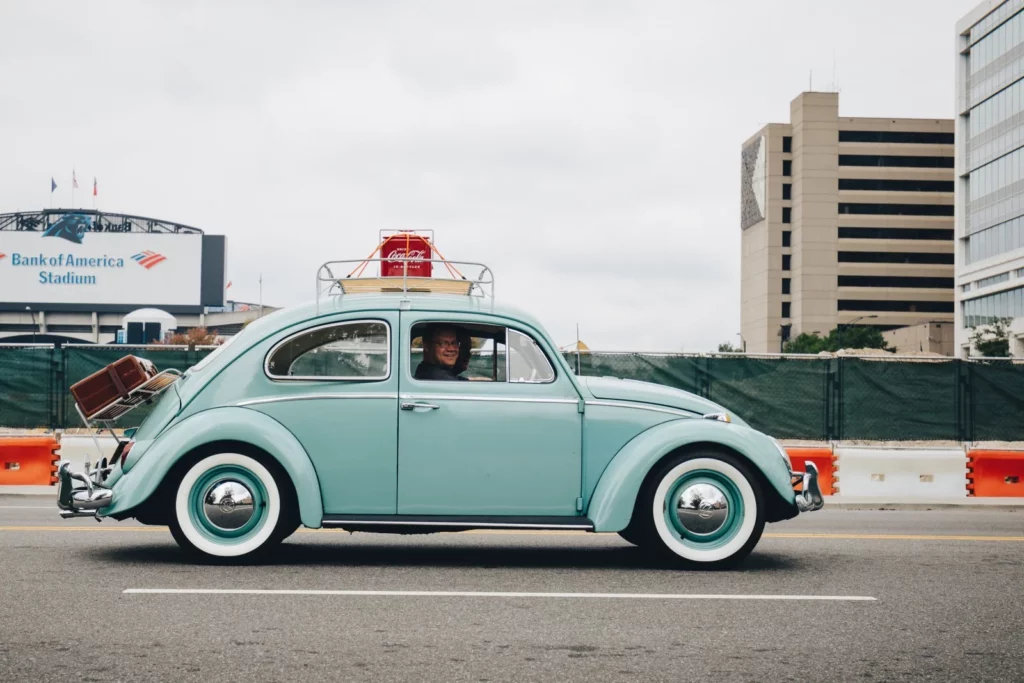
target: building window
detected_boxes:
[838,155,954,168]
[838,203,954,216]
[1017,268,1024,278]
[782,230,792,247]
[783,160,792,176]
[965,216,1024,264]
[839,227,953,240]
[782,207,791,223]
[838,300,955,313]
[838,178,954,193]
[782,278,791,294]
[782,302,791,318]
[838,276,955,288]
[782,254,791,270]
[962,284,1024,328]
[783,183,792,200]
[783,136,792,153]
[838,130,954,144]
[962,283,972,292]
[838,251,954,265]
[976,272,1011,288]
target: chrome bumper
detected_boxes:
[56,461,113,520]
[791,461,824,513]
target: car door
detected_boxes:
[397,313,583,517]
[247,313,399,515]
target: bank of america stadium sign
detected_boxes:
[0,210,207,307]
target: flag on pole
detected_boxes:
[72,170,79,189]
[93,178,97,196]
[226,281,232,289]
[51,177,57,193]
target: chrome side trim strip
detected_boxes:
[322,520,594,529]
[584,400,695,417]
[399,394,578,405]
[238,394,397,407]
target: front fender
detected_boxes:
[587,419,794,532]
[107,407,324,528]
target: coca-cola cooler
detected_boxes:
[381,234,432,278]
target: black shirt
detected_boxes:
[414,361,466,381]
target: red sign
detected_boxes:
[381,235,432,278]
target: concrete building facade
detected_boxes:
[741,92,955,353]
[956,0,1024,356]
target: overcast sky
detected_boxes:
[1,0,981,350]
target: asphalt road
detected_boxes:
[1,496,1022,683]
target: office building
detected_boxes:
[956,0,1024,356]
[741,92,955,353]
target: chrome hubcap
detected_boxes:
[674,483,729,535]
[203,480,255,530]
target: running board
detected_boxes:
[321,514,595,531]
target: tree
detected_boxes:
[828,325,889,352]
[782,326,890,354]
[782,332,829,354]
[717,341,740,353]
[157,327,223,347]
[970,317,1013,357]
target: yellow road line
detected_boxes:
[0,526,1022,542]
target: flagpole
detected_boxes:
[259,273,263,318]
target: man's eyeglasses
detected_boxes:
[434,339,461,349]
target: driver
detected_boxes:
[415,324,468,381]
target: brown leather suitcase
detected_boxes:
[71,355,158,419]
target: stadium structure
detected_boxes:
[0,209,267,344]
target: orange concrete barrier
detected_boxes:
[786,446,837,495]
[967,450,1024,497]
[0,436,60,486]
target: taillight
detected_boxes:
[120,441,134,467]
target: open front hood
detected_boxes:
[581,376,747,426]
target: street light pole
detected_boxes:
[736,332,746,353]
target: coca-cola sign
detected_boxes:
[381,235,432,278]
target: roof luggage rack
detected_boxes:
[316,230,494,312]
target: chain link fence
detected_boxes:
[0,344,1021,441]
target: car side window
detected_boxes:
[266,320,390,380]
[507,329,555,383]
[409,321,553,383]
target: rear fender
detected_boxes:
[108,406,324,528]
[587,419,794,532]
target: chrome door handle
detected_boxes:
[401,402,440,411]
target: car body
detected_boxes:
[57,281,823,566]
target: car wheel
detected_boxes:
[168,452,296,562]
[640,450,765,569]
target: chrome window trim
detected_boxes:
[264,319,391,382]
[399,394,578,405]
[584,400,696,418]
[238,393,397,407]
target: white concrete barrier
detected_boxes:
[834,447,968,498]
[57,435,119,469]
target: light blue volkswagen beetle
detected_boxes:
[56,256,823,567]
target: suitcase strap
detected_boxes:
[106,366,131,400]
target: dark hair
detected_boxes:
[422,323,459,345]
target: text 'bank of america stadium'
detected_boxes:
[0,210,264,345]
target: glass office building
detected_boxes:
[957,0,1024,355]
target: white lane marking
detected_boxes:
[0,506,54,509]
[124,588,877,601]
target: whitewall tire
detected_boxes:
[641,452,765,568]
[169,452,290,561]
